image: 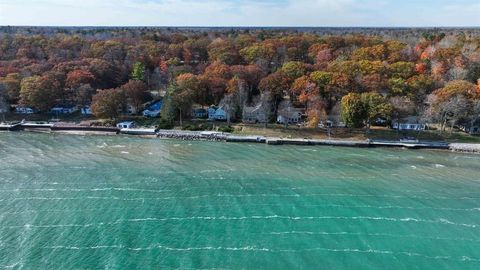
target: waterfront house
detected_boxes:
[192,108,208,118]
[243,104,269,123]
[392,116,426,131]
[142,100,163,117]
[51,105,77,115]
[208,106,227,121]
[116,121,136,129]
[392,122,426,131]
[276,107,302,124]
[15,107,36,114]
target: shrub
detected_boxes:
[218,126,234,133]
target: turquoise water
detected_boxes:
[0,132,480,269]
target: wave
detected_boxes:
[41,245,480,263]
[268,231,480,242]
[3,215,478,229]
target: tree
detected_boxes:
[131,62,146,82]
[281,61,306,81]
[161,83,194,126]
[0,91,8,121]
[388,62,415,79]
[341,92,392,129]
[121,80,147,114]
[66,70,95,88]
[259,71,290,113]
[207,39,240,65]
[361,92,392,131]
[0,73,21,102]
[341,93,365,128]
[75,84,95,107]
[19,74,62,111]
[434,80,479,102]
[389,96,415,126]
[91,88,125,119]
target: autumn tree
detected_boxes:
[131,62,146,82]
[91,88,125,119]
[208,39,240,65]
[19,74,62,111]
[259,71,290,112]
[341,92,392,129]
[66,69,95,88]
[281,61,306,82]
[121,80,147,114]
[361,92,392,131]
[0,73,21,102]
[341,93,365,128]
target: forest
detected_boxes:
[1,27,480,131]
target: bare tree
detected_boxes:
[0,94,7,122]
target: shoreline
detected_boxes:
[2,123,480,153]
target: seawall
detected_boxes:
[2,122,479,153]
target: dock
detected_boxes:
[120,128,157,135]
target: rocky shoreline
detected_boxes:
[2,122,480,153]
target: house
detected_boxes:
[143,100,163,118]
[15,107,36,114]
[116,121,136,129]
[459,119,480,135]
[81,106,92,115]
[243,104,269,123]
[392,123,426,131]
[276,111,302,124]
[276,100,302,124]
[392,116,426,131]
[192,108,208,118]
[126,105,137,115]
[208,106,227,121]
[51,106,77,115]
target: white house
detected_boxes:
[276,106,302,125]
[15,107,36,114]
[392,123,426,131]
[116,121,136,129]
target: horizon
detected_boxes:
[1,0,479,27]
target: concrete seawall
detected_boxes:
[2,122,479,153]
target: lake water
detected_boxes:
[1,132,480,269]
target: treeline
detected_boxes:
[0,28,480,129]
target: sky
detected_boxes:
[0,0,479,27]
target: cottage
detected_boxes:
[243,104,269,123]
[392,123,426,131]
[51,106,77,115]
[15,107,36,114]
[276,108,302,124]
[192,108,207,118]
[208,106,227,121]
[116,121,136,129]
[143,100,163,117]
[392,116,426,131]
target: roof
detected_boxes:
[146,100,163,111]
[117,121,135,125]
